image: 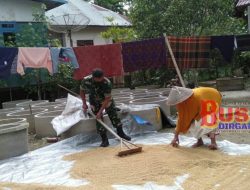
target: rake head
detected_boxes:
[118,147,143,157]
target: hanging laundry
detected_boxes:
[17,48,53,75]
[59,47,79,69]
[0,47,18,79]
[73,43,123,80]
[211,35,235,62]
[122,37,167,72]
[10,54,18,74]
[50,47,61,73]
[236,34,250,51]
[167,36,211,69]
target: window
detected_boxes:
[2,24,14,28]
[3,32,16,46]
[77,40,94,46]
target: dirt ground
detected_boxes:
[28,134,50,151]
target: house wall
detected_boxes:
[0,0,41,22]
[64,27,113,47]
[0,0,44,46]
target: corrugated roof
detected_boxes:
[46,0,131,26]
[236,0,250,7]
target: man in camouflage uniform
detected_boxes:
[80,68,131,147]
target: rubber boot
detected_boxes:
[117,127,131,141]
[100,133,109,147]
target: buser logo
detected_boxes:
[200,100,250,129]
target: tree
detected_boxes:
[94,0,123,13]
[101,17,136,42]
[129,0,247,39]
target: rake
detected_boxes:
[57,84,143,157]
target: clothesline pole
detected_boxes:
[163,33,186,87]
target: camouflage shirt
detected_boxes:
[80,75,112,105]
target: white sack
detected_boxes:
[52,93,87,136]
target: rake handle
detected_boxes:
[57,84,79,97]
[88,111,123,141]
[163,34,186,87]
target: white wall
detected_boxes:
[64,27,113,47]
[0,0,41,22]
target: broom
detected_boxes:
[57,84,142,157]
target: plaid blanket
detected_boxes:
[167,36,211,69]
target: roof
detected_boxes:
[46,0,131,26]
[31,0,67,10]
[236,0,250,8]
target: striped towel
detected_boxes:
[167,36,211,69]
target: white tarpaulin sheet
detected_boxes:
[52,94,88,136]
[1,132,250,189]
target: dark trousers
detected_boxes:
[91,100,122,135]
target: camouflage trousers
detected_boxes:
[91,100,122,135]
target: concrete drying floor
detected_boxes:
[26,89,250,151]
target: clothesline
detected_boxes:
[0,34,249,80]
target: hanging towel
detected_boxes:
[211,35,235,62]
[73,43,123,80]
[0,47,18,79]
[167,36,211,69]
[17,47,53,75]
[59,47,79,69]
[236,34,250,51]
[122,37,167,72]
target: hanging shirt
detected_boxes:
[167,36,211,69]
[0,47,18,79]
[17,47,53,75]
[59,47,79,69]
[211,35,235,62]
[176,87,222,134]
[122,37,167,72]
[50,47,61,73]
[73,43,123,80]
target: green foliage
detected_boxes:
[43,64,80,100]
[129,0,247,38]
[131,68,175,87]
[0,80,7,88]
[232,51,250,76]
[101,17,136,42]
